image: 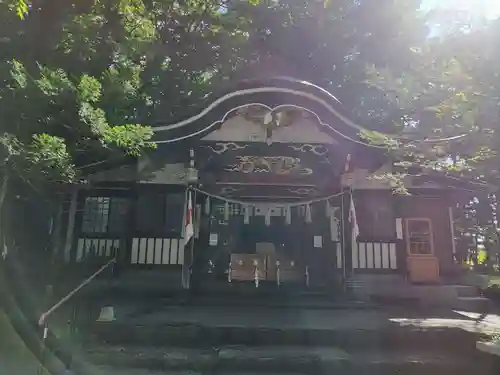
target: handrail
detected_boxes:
[38,257,116,326]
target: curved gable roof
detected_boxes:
[151,76,385,150]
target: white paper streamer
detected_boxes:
[330,212,339,241]
[305,203,312,223]
[265,208,271,226]
[325,200,331,218]
[191,187,345,208]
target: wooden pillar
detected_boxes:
[182,148,197,290]
[341,188,352,281]
[393,195,407,275]
[448,206,457,263]
[122,185,138,271]
[50,196,64,258]
[63,186,79,263]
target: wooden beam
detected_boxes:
[63,187,78,262]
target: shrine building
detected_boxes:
[58,77,477,299]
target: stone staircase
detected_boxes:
[83,344,494,375]
[42,270,498,375]
[61,300,500,375]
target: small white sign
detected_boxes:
[209,233,218,246]
[314,236,323,248]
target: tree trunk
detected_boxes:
[0,173,9,258]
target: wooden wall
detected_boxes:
[396,194,454,276]
[65,183,455,282]
[351,190,454,276]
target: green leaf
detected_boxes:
[77,75,102,103]
[9,60,27,89]
[15,0,29,19]
[78,102,109,136]
[103,124,155,156]
[35,67,74,96]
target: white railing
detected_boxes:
[352,241,397,270]
[130,237,184,265]
[336,241,397,270]
[76,236,185,265]
[76,238,119,262]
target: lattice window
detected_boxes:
[165,193,184,232]
[82,197,109,233]
[81,197,129,234]
[356,193,394,238]
[136,192,184,234]
[215,203,241,216]
[406,218,433,255]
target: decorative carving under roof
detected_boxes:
[201,104,338,144]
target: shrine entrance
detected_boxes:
[191,196,344,295]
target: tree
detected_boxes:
[231,2,500,264]
[5,1,500,262]
[0,0,261,258]
[363,14,500,266]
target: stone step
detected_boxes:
[82,344,499,374]
[90,368,314,375]
[452,285,481,298]
[90,369,205,375]
[452,296,491,312]
[87,321,483,354]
